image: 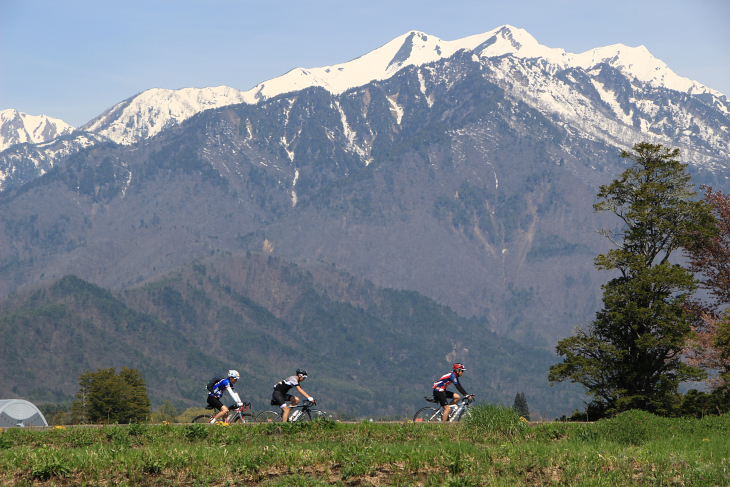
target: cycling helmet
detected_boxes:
[453,363,465,372]
[228,370,240,379]
[296,368,308,377]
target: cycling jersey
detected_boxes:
[273,376,300,394]
[433,372,468,395]
[208,377,242,404]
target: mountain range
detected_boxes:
[2,25,727,191]
[1,25,729,415]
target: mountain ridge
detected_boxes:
[0,109,75,153]
[0,254,583,418]
[1,24,725,159]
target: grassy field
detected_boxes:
[0,407,728,486]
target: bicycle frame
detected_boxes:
[226,403,252,422]
[445,398,472,422]
[192,403,254,424]
[414,396,474,423]
[257,400,326,422]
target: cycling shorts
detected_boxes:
[433,390,455,407]
[272,391,293,408]
[207,395,225,411]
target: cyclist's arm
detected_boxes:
[295,385,314,402]
[453,376,468,396]
[226,386,242,406]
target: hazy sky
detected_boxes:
[2,0,728,127]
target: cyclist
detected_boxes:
[432,363,473,422]
[271,368,316,422]
[208,370,243,424]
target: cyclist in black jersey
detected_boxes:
[271,368,316,422]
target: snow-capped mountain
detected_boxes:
[0,109,75,152]
[1,24,729,192]
[2,31,730,350]
[81,86,250,145]
[75,25,730,148]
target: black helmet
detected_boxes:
[296,368,308,377]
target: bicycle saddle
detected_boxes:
[424,396,437,403]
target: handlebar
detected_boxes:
[229,402,251,412]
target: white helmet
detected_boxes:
[228,370,240,379]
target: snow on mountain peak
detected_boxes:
[81,86,253,145]
[0,109,75,152]
[31,24,723,148]
[570,43,716,95]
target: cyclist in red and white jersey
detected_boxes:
[432,363,473,422]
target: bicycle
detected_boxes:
[413,395,475,423]
[192,402,257,424]
[256,400,327,422]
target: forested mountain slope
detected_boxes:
[0,253,582,418]
[2,50,727,346]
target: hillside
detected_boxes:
[0,26,728,417]
[3,50,727,345]
[0,253,583,418]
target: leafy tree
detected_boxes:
[548,143,717,416]
[154,400,179,423]
[512,392,530,420]
[684,187,730,390]
[71,367,151,423]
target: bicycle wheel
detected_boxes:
[192,415,212,424]
[454,407,472,422]
[308,409,329,420]
[231,413,257,424]
[413,407,440,423]
[256,410,281,422]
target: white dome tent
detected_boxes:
[0,400,48,427]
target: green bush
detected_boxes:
[0,435,12,449]
[184,423,209,441]
[127,423,146,436]
[68,428,97,448]
[141,452,166,474]
[593,409,655,445]
[106,426,131,447]
[464,404,529,438]
[235,454,265,475]
[30,454,71,480]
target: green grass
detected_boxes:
[0,411,728,485]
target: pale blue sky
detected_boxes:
[2,0,728,127]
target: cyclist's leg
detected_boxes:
[207,395,227,422]
[434,390,452,423]
[273,391,294,422]
[283,395,298,422]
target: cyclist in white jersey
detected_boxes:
[271,368,316,422]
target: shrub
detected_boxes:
[464,404,529,438]
[106,426,131,447]
[128,423,146,436]
[0,435,12,449]
[68,429,97,448]
[141,453,166,475]
[593,409,656,446]
[30,454,71,480]
[184,423,209,441]
[235,454,265,475]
